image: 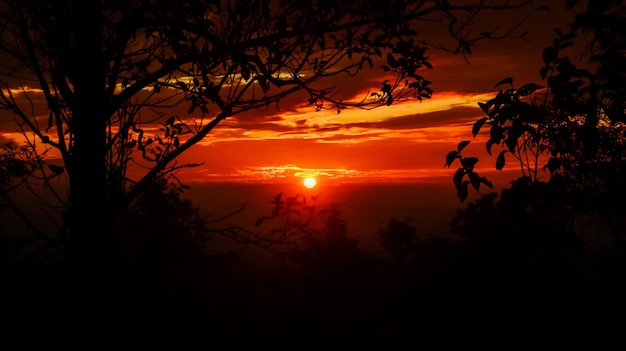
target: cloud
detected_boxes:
[195,91,490,147]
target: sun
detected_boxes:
[303,177,317,189]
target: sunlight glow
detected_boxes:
[303,177,317,188]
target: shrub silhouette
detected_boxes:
[376,216,419,266]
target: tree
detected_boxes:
[0,0,542,341]
[255,192,357,260]
[447,0,625,229]
[445,0,626,318]
[377,216,419,266]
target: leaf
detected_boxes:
[517,83,544,96]
[478,102,490,115]
[494,77,513,88]
[445,151,459,168]
[496,150,507,170]
[539,66,551,80]
[472,117,488,137]
[457,140,471,152]
[461,157,479,171]
[546,157,561,173]
[453,167,465,188]
[480,177,494,188]
[381,80,391,93]
[486,139,496,156]
[457,181,469,202]
[489,125,504,141]
[542,46,558,66]
[505,136,518,152]
[386,53,397,67]
[467,171,481,191]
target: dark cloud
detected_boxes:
[215,104,485,142]
[342,106,482,131]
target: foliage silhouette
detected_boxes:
[446,0,626,235]
[255,192,360,263]
[443,0,626,332]
[376,216,419,266]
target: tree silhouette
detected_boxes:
[0,142,35,211]
[255,192,358,260]
[444,0,626,327]
[376,216,419,266]
[0,0,543,341]
[446,0,626,233]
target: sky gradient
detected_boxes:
[163,4,578,188]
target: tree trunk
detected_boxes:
[66,0,113,342]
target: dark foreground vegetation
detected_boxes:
[2,185,626,348]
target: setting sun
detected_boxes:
[303,177,317,189]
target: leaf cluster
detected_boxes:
[447,0,626,239]
[444,140,493,202]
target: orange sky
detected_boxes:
[171,4,575,188]
[0,3,580,191]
